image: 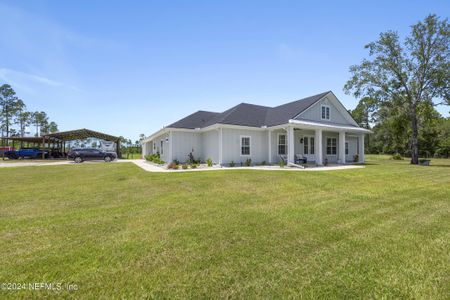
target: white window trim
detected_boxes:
[160,139,164,155]
[240,135,251,156]
[277,133,287,155]
[303,136,309,155]
[303,135,315,155]
[321,105,330,120]
[326,136,337,156]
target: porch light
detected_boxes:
[300,138,303,143]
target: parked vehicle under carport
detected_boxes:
[5,148,49,159]
[67,148,117,163]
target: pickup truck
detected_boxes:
[5,148,49,159]
[0,146,15,156]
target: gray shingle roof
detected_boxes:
[167,91,330,129]
[265,91,330,126]
[167,111,221,129]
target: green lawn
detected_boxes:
[121,152,142,159]
[0,155,449,299]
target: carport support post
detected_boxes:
[42,137,45,159]
[116,139,121,158]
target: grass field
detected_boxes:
[0,155,449,299]
[122,152,142,159]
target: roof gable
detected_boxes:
[295,92,359,127]
[264,91,330,126]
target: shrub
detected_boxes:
[245,158,252,166]
[167,162,179,169]
[191,163,198,169]
[353,154,359,162]
[279,160,285,168]
[145,153,161,163]
[206,158,213,167]
[229,161,235,167]
[173,159,180,165]
[260,161,266,166]
[392,153,403,160]
[182,164,188,169]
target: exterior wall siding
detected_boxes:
[221,128,267,165]
[145,126,365,165]
[151,133,169,162]
[295,97,349,125]
[345,136,358,162]
[202,130,219,163]
[171,131,202,163]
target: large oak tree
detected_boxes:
[344,15,449,164]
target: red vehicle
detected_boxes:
[0,146,16,156]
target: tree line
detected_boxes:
[0,84,58,139]
[350,97,450,158]
[345,14,449,163]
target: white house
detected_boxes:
[141,91,371,165]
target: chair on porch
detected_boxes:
[294,154,307,164]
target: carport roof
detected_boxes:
[6,129,120,142]
[45,128,120,141]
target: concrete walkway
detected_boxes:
[125,159,364,172]
[0,160,74,168]
[0,158,364,172]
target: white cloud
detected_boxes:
[0,68,83,93]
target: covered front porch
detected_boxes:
[267,120,371,166]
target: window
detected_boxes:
[278,134,286,155]
[303,136,315,155]
[321,105,330,120]
[160,140,164,154]
[345,142,349,155]
[241,136,250,155]
[304,137,309,154]
[326,137,337,155]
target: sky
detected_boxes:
[0,1,449,141]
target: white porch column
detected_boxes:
[218,128,223,165]
[315,129,323,165]
[287,126,294,164]
[359,134,365,163]
[339,131,346,164]
[168,131,173,163]
[268,130,272,163]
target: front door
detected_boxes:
[303,136,315,162]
